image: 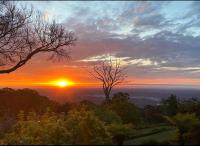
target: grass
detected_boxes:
[130,125,173,138]
[125,125,177,145]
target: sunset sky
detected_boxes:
[1,1,200,87]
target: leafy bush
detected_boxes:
[2,111,70,145]
[80,100,122,124]
[107,123,134,145]
[2,107,113,145]
[65,107,112,145]
[166,113,200,145]
[105,92,142,125]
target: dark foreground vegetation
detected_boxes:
[0,88,200,145]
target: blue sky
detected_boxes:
[2,1,200,86]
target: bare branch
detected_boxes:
[0,1,77,74]
[89,55,127,100]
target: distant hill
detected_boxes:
[0,88,57,116]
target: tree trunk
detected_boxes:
[104,88,110,100]
[106,94,110,100]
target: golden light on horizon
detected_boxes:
[37,79,75,88]
[54,79,75,88]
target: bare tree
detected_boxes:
[90,57,127,100]
[0,1,76,74]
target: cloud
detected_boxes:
[132,14,166,28]
[79,54,159,67]
[156,67,200,72]
[70,25,200,79]
[128,58,158,66]
[10,1,200,82]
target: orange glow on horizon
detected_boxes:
[44,79,75,88]
[1,65,200,88]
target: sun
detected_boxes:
[50,79,75,88]
[38,79,75,88]
[54,79,75,88]
[57,81,69,87]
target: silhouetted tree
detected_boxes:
[142,105,165,124]
[178,98,200,117]
[161,94,179,116]
[0,88,56,115]
[0,1,76,74]
[105,92,141,125]
[90,57,126,100]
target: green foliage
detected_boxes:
[178,98,200,117]
[56,102,72,114]
[171,113,199,133]
[3,88,200,145]
[2,108,113,145]
[161,94,179,116]
[141,94,199,124]
[142,105,166,124]
[80,100,122,124]
[107,123,133,145]
[166,113,200,145]
[3,111,70,145]
[106,92,142,125]
[65,107,112,145]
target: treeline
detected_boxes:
[0,88,57,115]
[0,88,200,145]
[142,94,200,145]
[0,88,141,145]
